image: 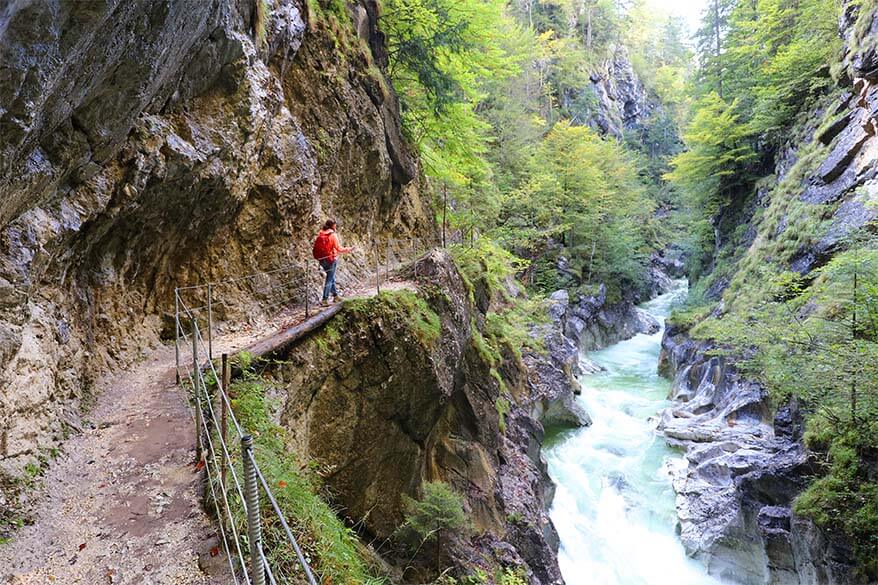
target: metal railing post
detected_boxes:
[385,238,392,271]
[191,319,203,463]
[207,283,213,361]
[220,353,230,491]
[174,289,181,385]
[242,435,266,585]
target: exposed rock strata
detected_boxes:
[564,45,654,137]
[258,251,565,584]
[0,0,432,514]
[658,325,865,585]
[559,283,659,352]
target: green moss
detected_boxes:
[666,303,713,330]
[472,326,500,366]
[450,241,527,301]
[219,374,386,584]
[313,322,341,355]
[794,427,878,579]
[235,350,255,371]
[345,289,441,346]
[494,395,510,433]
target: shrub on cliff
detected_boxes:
[399,481,471,572]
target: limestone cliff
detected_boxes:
[249,251,571,583]
[562,45,654,138]
[0,0,432,516]
[656,2,878,583]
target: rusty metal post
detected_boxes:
[242,435,266,585]
[374,240,381,295]
[174,289,181,385]
[220,353,230,491]
[305,276,310,318]
[191,319,203,463]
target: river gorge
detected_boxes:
[545,283,728,584]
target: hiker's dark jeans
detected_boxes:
[320,258,338,300]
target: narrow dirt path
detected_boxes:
[0,349,223,585]
[0,277,415,585]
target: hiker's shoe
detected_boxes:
[333,295,342,303]
[321,299,329,307]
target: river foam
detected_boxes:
[545,284,727,585]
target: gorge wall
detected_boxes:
[250,251,579,583]
[0,0,433,515]
[656,2,878,583]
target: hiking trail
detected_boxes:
[0,279,414,584]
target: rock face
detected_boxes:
[559,284,660,352]
[658,326,865,585]
[261,251,565,583]
[523,290,591,428]
[571,45,654,138]
[654,4,878,582]
[0,0,432,508]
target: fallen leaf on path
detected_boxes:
[194,459,205,471]
[210,546,220,557]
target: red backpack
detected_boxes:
[312,230,334,260]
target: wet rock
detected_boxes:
[524,289,590,428]
[658,328,864,584]
[563,284,661,351]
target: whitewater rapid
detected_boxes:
[544,284,724,585]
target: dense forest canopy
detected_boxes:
[382,0,693,300]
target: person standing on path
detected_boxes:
[312,219,353,306]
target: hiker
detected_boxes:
[312,219,353,306]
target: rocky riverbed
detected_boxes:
[658,325,864,584]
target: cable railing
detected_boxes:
[172,234,450,584]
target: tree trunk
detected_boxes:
[586,4,593,49]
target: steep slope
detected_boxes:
[0,0,432,527]
[235,251,584,583]
[658,3,878,583]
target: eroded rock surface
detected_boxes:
[0,0,432,518]
[258,250,565,583]
[658,325,865,585]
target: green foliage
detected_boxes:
[794,426,878,578]
[492,121,654,299]
[381,0,521,187]
[235,350,255,371]
[666,92,755,215]
[450,240,547,365]
[347,290,442,345]
[680,245,878,577]
[212,378,385,585]
[219,374,386,584]
[380,0,688,302]
[670,0,843,283]
[400,481,471,573]
[401,481,469,541]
